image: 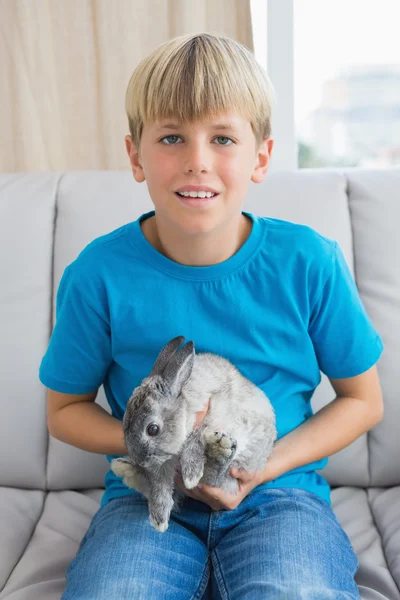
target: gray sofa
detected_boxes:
[0,168,399,599]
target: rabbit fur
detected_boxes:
[111,336,277,532]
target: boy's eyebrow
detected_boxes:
[156,122,239,132]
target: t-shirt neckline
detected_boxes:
[128,210,266,281]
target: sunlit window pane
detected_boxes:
[294,0,400,169]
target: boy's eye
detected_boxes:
[160,135,234,146]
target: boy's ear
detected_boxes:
[251,138,274,184]
[125,135,146,183]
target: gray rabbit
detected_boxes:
[111,336,277,532]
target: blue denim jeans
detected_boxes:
[62,487,360,599]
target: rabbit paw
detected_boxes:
[150,513,169,533]
[111,458,136,487]
[149,496,174,533]
[182,466,204,490]
[204,430,237,461]
[111,458,150,497]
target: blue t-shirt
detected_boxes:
[39,210,384,507]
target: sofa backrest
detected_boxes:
[1,168,398,491]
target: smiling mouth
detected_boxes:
[174,192,219,205]
[175,192,219,198]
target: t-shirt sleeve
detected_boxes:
[308,241,384,378]
[39,262,112,394]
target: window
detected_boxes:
[251,0,400,170]
[294,0,400,168]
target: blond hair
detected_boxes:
[125,32,276,155]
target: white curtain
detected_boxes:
[0,0,254,172]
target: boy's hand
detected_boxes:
[186,402,271,509]
[193,398,210,428]
[175,465,263,511]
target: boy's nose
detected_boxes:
[183,143,212,172]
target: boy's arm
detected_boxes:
[258,364,384,484]
[47,389,128,455]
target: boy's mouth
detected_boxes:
[174,192,219,207]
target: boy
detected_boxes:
[39,33,384,598]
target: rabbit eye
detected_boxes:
[147,423,160,437]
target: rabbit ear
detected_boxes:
[162,341,195,397]
[149,336,186,377]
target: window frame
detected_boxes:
[251,0,297,171]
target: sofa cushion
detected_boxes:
[0,488,44,591]
[332,486,400,599]
[0,490,102,599]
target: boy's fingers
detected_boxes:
[198,483,222,501]
[193,398,210,428]
[230,467,242,478]
[231,467,256,481]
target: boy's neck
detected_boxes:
[140,212,253,267]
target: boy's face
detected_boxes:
[125,111,273,235]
